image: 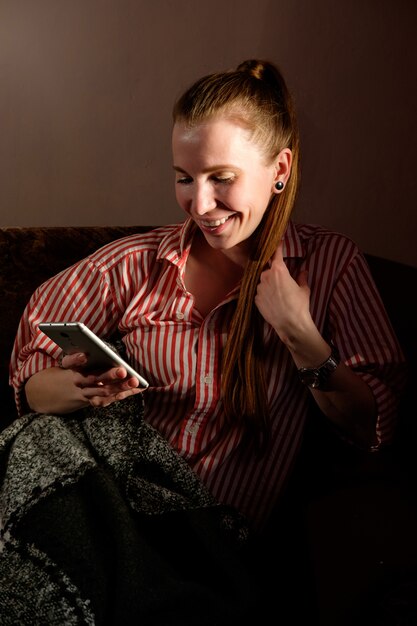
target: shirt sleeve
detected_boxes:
[326,247,407,447]
[9,257,121,415]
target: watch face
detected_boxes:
[298,368,320,388]
[298,349,340,389]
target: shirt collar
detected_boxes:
[282,220,304,258]
[156,218,195,268]
[156,218,304,266]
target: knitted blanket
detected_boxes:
[0,397,258,625]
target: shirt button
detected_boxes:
[203,375,212,384]
[176,312,184,320]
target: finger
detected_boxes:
[94,366,125,383]
[79,382,114,396]
[60,352,88,369]
[88,387,143,407]
[82,384,123,400]
[79,374,140,395]
[94,367,142,390]
[88,395,116,408]
[119,376,140,390]
[114,387,143,401]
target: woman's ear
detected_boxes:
[272,148,292,193]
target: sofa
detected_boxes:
[0,225,416,625]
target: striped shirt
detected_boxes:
[10,219,406,530]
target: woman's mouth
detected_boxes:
[199,215,235,231]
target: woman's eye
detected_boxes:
[176,177,192,185]
[213,176,234,184]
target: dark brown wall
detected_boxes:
[0,0,416,267]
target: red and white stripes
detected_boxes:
[9,219,406,530]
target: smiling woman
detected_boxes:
[7,58,407,623]
[172,119,291,257]
[11,56,406,526]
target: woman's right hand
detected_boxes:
[24,352,143,415]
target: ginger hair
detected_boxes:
[173,60,300,452]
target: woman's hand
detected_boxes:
[255,242,314,349]
[25,352,144,415]
[255,243,332,366]
[254,243,377,446]
[61,352,143,406]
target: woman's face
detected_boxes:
[172,117,290,256]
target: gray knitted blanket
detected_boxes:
[0,397,257,625]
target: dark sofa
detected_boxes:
[0,225,416,625]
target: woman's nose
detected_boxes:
[192,184,216,215]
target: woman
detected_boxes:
[10,59,405,532]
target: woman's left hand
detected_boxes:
[255,243,378,447]
[254,242,312,346]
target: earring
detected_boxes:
[275,181,284,191]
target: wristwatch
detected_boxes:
[298,344,340,390]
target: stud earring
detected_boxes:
[275,181,284,191]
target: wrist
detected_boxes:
[283,322,331,369]
[297,343,341,390]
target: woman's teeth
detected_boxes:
[201,216,231,228]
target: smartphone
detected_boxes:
[38,321,149,388]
